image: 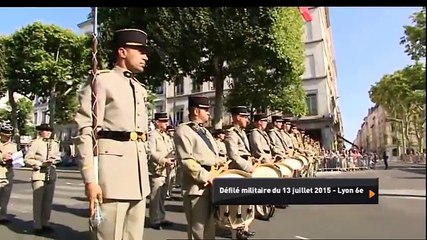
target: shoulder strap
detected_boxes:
[187,123,216,155]
[232,128,251,152]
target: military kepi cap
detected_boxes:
[154,112,168,121]
[188,96,210,109]
[271,115,283,122]
[36,123,53,132]
[113,28,148,49]
[253,113,268,122]
[230,106,250,116]
[0,123,13,135]
[282,118,292,124]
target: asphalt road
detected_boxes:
[0,160,425,240]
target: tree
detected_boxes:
[4,22,91,133]
[97,7,307,129]
[400,7,426,61]
[0,98,35,136]
[0,36,8,98]
[369,63,426,153]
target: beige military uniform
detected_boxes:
[215,139,227,161]
[74,66,150,240]
[174,121,223,239]
[148,128,173,225]
[0,141,18,220]
[24,138,61,229]
[268,128,287,157]
[224,126,252,171]
[280,130,294,150]
[248,128,273,163]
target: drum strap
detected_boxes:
[256,129,273,153]
[187,123,217,155]
[233,128,251,152]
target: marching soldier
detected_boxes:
[280,118,294,152]
[213,128,227,161]
[74,28,150,240]
[0,123,18,224]
[24,124,61,235]
[173,96,224,240]
[165,125,178,199]
[268,115,288,159]
[248,113,273,163]
[223,106,256,238]
[148,112,174,230]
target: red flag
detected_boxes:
[298,7,312,22]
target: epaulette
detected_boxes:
[226,126,235,132]
[88,69,111,75]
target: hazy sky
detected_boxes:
[0,7,421,142]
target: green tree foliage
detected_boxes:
[226,7,307,116]
[4,22,91,129]
[369,63,426,152]
[0,36,8,98]
[400,7,426,61]
[0,98,35,136]
[97,7,307,128]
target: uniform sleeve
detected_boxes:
[248,131,264,159]
[225,131,251,171]
[148,132,167,165]
[268,131,283,156]
[73,76,107,184]
[173,126,210,184]
[24,140,42,167]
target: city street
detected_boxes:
[0,161,425,240]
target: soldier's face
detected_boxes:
[197,108,210,122]
[156,120,168,131]
[236,115,249,128]
[274,121,283,129]
[0,134,11,142]
[285,123,291,131]
[120,47,149,73]
[40,130,52,139]
[259,120,268,130]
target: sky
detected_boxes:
[0,7,421,143]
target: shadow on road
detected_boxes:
[5,216,89,240]
[394,165,426,175]
[165,204,184,213]
[71,196,88,202]
[13,179,31,184]
[52,204,88,218]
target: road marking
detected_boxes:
[295,236,310,239]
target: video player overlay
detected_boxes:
[212,178,379,205]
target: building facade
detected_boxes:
[70,7,343,149]
[290,7,343,150]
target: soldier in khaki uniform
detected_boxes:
[248,113,273,163]
[0,124,18,224]
[24,124,61,235]
[173,96,224,240]
[280,118,294,153]
[213,128,227,161]
[148,112,174,230]
[268,115,288,159]
[223,106,256,238]
[74,29,150,240]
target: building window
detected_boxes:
[306,93,318,116]
[33,112,38,124]
[305,21,313,41]
[155,83,164,94]
[155,104,163,113]
[175,107,184,124]
[192,80,202,93]
[176,80,184,95]
[42,111,49,124]
[304,54,316,78]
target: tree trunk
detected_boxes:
[212,57,224,130]
[8,89,21,147]
[49,84,56,138]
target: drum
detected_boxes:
[251,163,282,178]
[274,163,293,178]
[251,164,281,220]
[281,158,305,171]
[214,170,255,230]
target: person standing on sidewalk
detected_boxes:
[0,123,18,224]
[383,151,389,170]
